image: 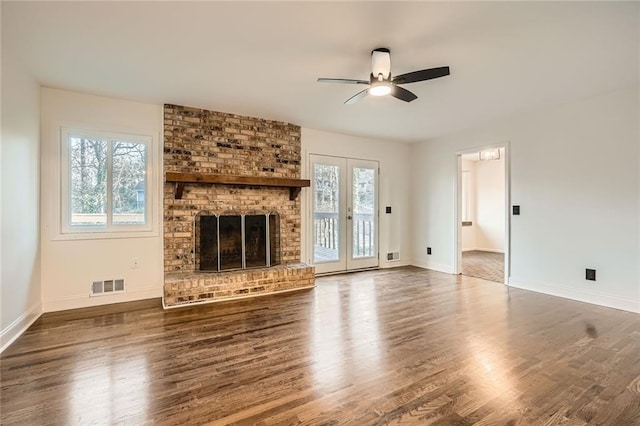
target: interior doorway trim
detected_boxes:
[453,142,511,284]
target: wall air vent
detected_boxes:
[386,252,400,262]
[91,278,125,296]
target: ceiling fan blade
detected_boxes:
[390,85,417,102]
[392,66,450,85]
[345,88,369,104]
[318,78,369,85]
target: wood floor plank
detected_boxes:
[1,266,639,425]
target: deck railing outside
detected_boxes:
[313,212,374,261]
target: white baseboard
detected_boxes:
[382,260,410,268]
[476,247,504,254]
[410,259,455,274]
[508,278,640,314]
[1,302,42,353]
[43,286,162,313]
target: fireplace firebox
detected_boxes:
[195,212,281,272]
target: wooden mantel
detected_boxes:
[165,172,311,200]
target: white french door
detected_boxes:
[310,155,379,274]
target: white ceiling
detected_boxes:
[3,1,638,143]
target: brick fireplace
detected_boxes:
[163,104,314,307]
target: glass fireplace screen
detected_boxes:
[196,213,280,272]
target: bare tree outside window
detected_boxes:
[70,137,108,225]
[112,141,146,224]
[352,168,375,216]
[314,164,339,213]
[66,132,148,230]
[352,167,375,257]
[313,163,340,261]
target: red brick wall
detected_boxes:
[163,104,303,273]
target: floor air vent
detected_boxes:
[91,278,125,296]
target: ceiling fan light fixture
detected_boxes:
[369,83,391,97]
[480,148,500,160]
[371,48,391,80]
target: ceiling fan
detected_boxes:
[318,48,450,104]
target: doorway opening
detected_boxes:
[310,154,379,275]
[455,146,509,284]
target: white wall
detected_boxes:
[301,128,411,268]
[475,152,505,252]
[461,159,477,251]
[1,49,42,350]
[40,88,163,312]
[411,87,640,313]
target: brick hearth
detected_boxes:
[164,263,315,306]
[163,104,314,307]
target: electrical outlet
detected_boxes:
[132,257,140,269]
[427,247,432,255]
[586,268,596,281]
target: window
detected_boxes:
[60,128,153,235]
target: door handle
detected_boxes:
[347,215,352,220]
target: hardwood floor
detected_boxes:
[2,266,639,425]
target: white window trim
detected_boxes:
[55,126,158,240]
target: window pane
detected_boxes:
[112,141,146,225]
[69,137,107,226]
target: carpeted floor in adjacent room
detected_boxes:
[462,250,504,283]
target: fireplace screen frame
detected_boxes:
[195,211,281,272]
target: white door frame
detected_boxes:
[308,153,380,274]
[453,142,511,284]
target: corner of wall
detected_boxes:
[1,46,43,352]
[0,301,42,353]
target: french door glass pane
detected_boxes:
[352,167,375,258]
[313,164,340,263]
